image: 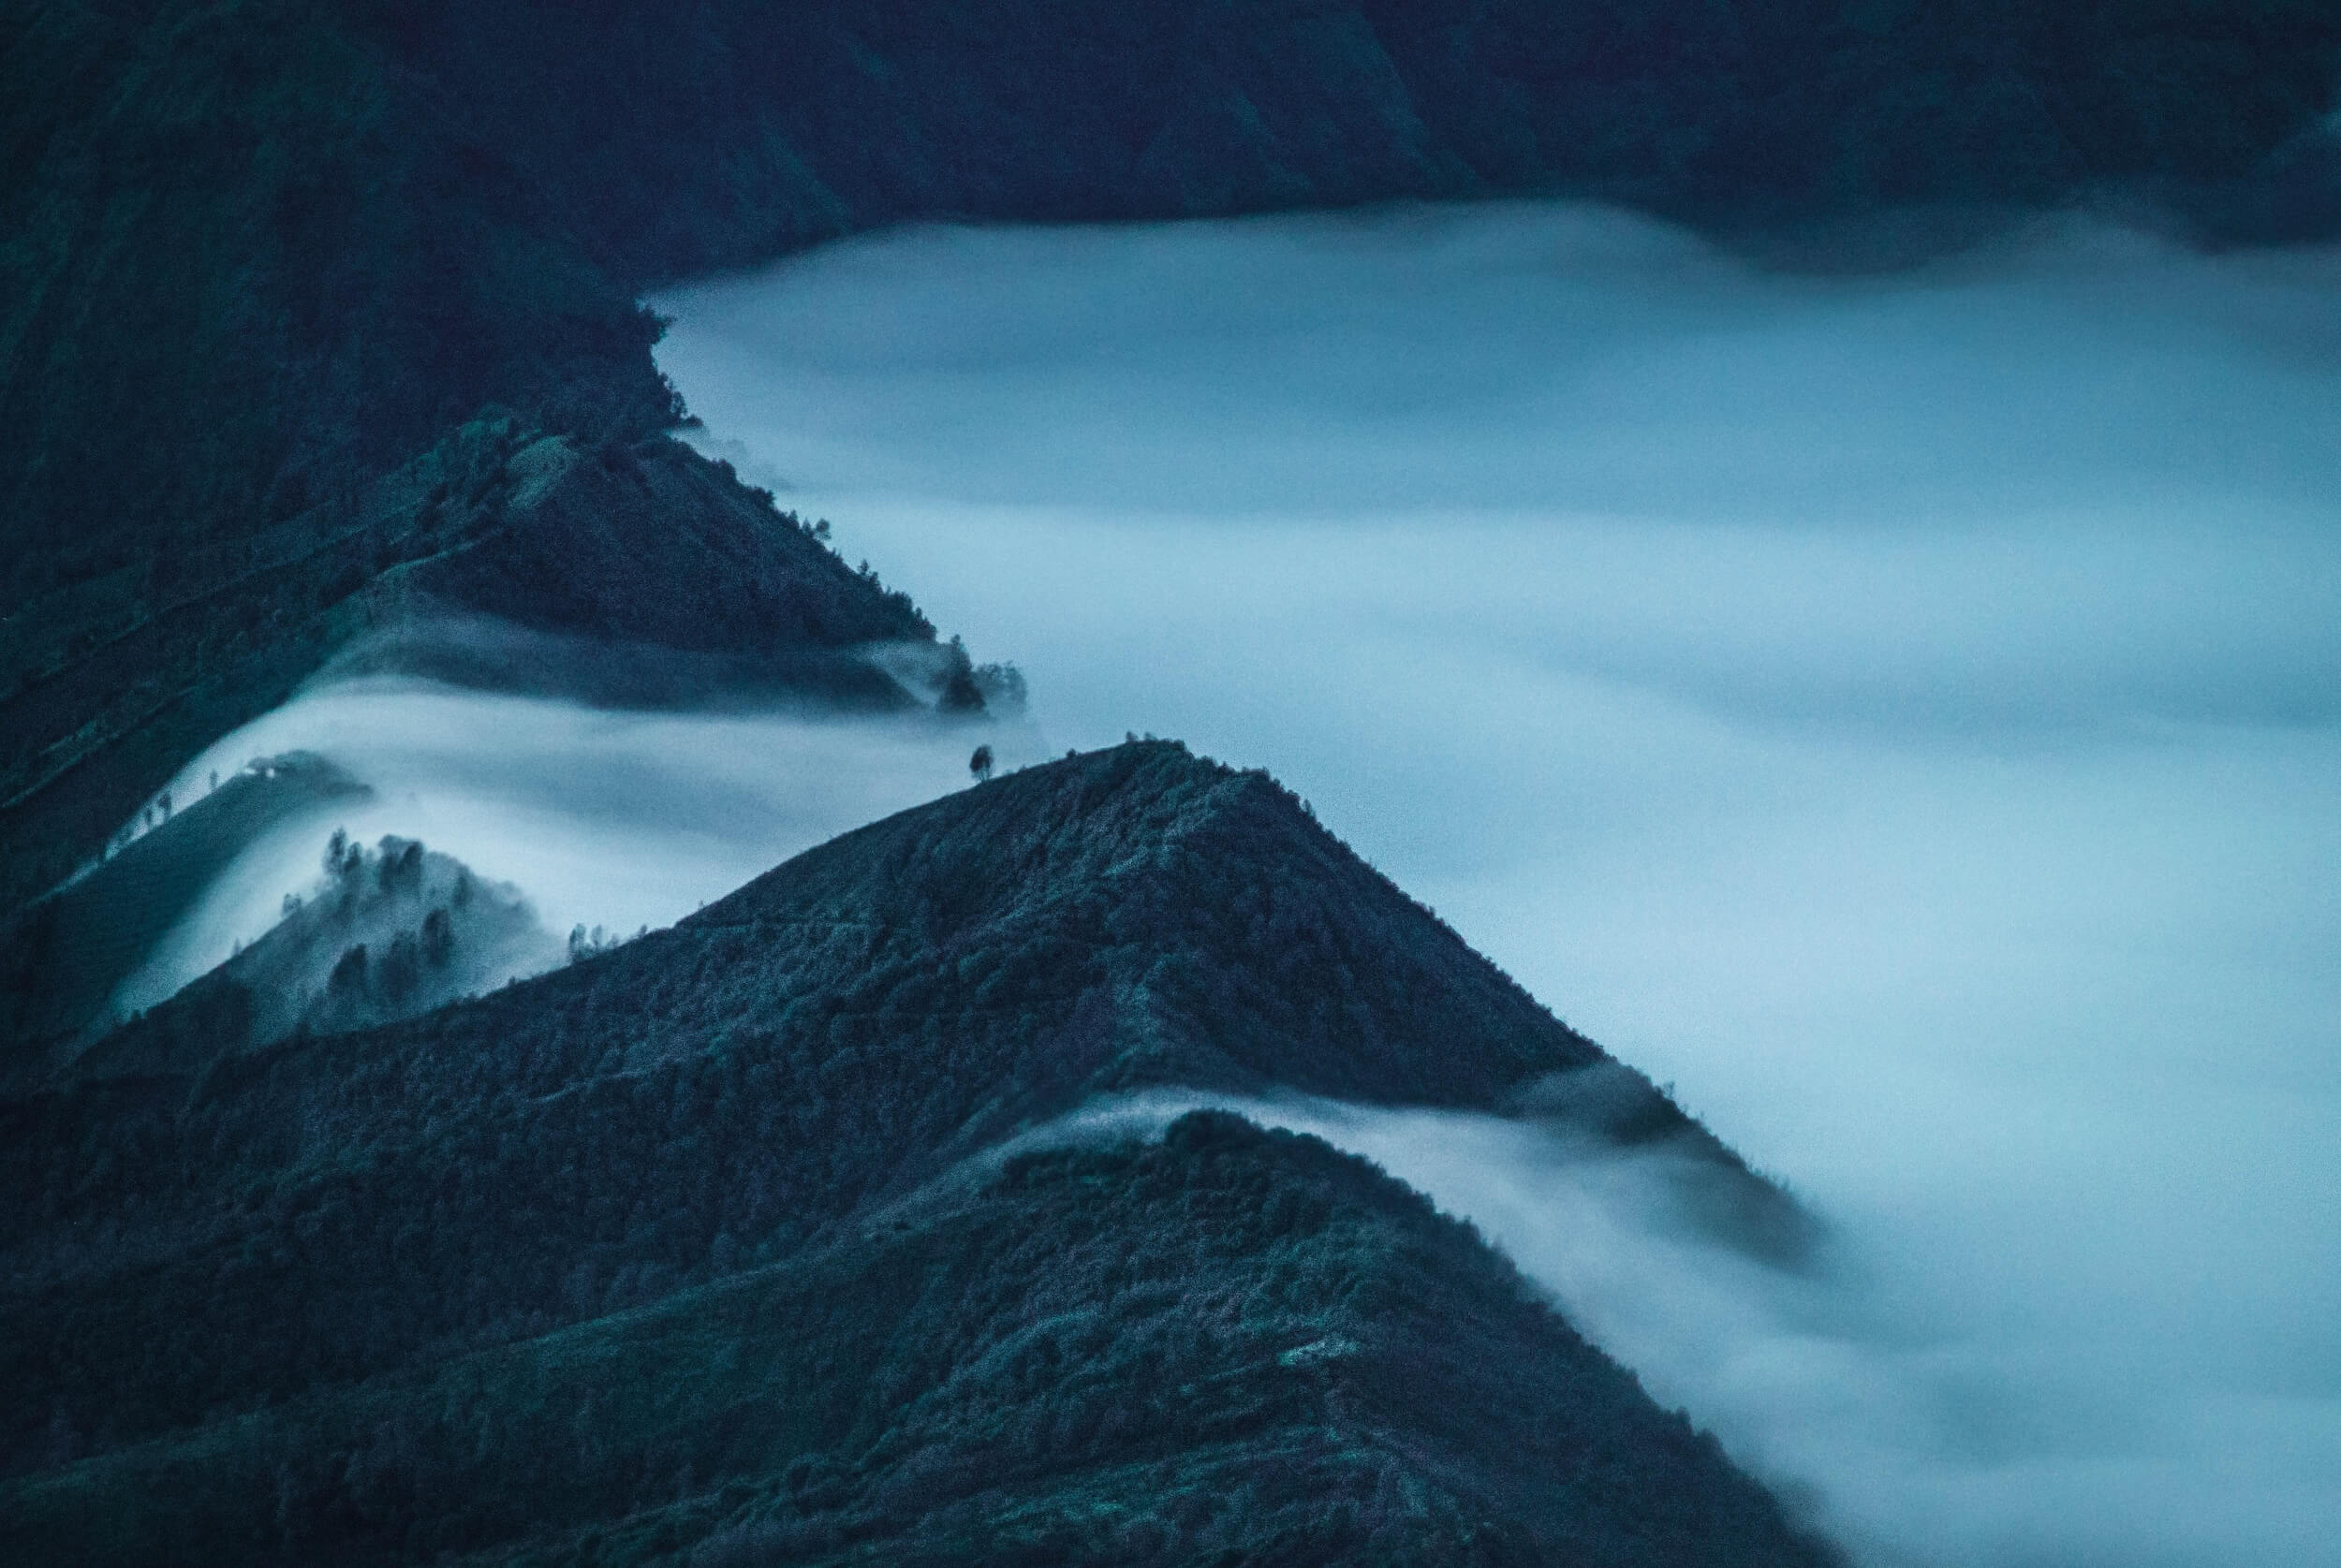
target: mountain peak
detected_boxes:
[693,739,1602,1111]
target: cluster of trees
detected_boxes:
[99,826,565,1060]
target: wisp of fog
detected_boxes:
[654,203,2341,1566]
[1032,1087,2341,1568]
[118,670,1032,1015]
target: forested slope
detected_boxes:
[0,418,935,919]
[0,744,1827,1564]
[4,1115,1832,1568]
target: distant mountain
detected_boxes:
[7,0,2335,923]
[377,0,2341,280]
[1,742,1829,1564]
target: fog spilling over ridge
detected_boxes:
[655,203,2341,1566]
[1037,1090,2341,1568]
[116,670,1033,1017]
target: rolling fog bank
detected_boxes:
[116,669,1036,1017]
[655,203,2341,1566]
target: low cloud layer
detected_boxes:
[121,672,1033,1013]
[1043,1090,2341,1568]
[655,204,2341,1565]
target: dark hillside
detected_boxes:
[0,419,934,919]
[0,0,674,610]
[0,745,1818,1560]
[378,0,2341,281]
[0,1114,1833,1567]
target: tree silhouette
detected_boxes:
[969,744,994,783]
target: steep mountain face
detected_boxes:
[0,1,676,609]
[0,743,1827,1564]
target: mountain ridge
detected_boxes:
[1,742,1824,1562]
[4,1112,1836,1567]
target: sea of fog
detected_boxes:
[652,204,2341,1568]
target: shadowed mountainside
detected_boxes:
[376,0,2341,284]
[2,1114,1834,1568]
[0,743,1826,1564]
[0,419,936,920]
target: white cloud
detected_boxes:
[655,202,2341,1566]
[120,672,1038,1012]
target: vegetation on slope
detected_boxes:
[0,417,935,919]
[5,0,2335,920]
[204,828,560,1050]
[0,752,368,1067]
[0,745,1823,1561]
[1,1113,1834,1567]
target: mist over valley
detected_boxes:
[9,6,2340,1561]
[655,203,2341,1566]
